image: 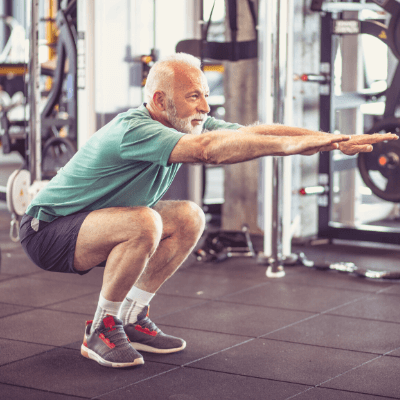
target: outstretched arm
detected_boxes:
[238,123,399,155]
[168,129,350,165]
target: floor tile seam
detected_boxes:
[0,290,100,311]
[215,288,377,312]
[0,307,42,320]
[214,298,324,314]
[264,277,391,294]
[91,365,181,399]
[152,298,215,320]
[385,353,400,358]
[376,292,400,298]
[326,311,400,326]
[258,336,385,356]
[210,281,272,301]
[27,275,103,288]
[182,364,313,387]
[376,285,400,295]
[39,306,97,317]
[284,384,400,400]
[177,268,267,281]
[37,289,101,308]
[149,322,260,338]
[259,294,373,339]
[0,276,21,283]
[156,292,224,301]
[286,346,400,400]
[182,337,256,367]
[0,345,77,369]
[0,382,91,399]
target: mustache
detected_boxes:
[191,114,207,122]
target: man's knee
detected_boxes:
[128,207,163,254]
[177,201,206,239]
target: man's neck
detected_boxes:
[145,103,174,129]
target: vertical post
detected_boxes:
[186,0,203,207]
[269,0,287,276]
[77,0,96,148]
[282,0,294,259]
[318,13,333,238]
[29,0,41,181]
[258,0,273,257]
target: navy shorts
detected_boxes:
[20,211,105,275]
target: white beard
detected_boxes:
[166,99,206,135]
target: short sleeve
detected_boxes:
[204,116,243,131]
[120,119,185,167]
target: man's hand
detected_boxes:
[293,135,351,156]
[338,133,398,156]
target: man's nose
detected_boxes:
[198,96,210,114]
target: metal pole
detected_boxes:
[77,0,96,148]
[269,0,287,277]
[29,0,41,181]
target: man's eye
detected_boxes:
[192,95,198,99]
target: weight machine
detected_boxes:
[299,0,400,246]
[2,0,87,243]
[1,0,77,176]
[196,0,400,280]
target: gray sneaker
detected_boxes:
[81,315,144,368]
[124,306,186,354]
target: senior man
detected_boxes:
[20,53,397,368]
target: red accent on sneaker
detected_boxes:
[103,315,116,328]
[85,320,93,326]
[135,325,157,337]
[99,333,116,349]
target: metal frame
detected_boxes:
[315,1,400,245]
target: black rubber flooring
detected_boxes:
[1,206,400,400]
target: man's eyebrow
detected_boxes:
[186,89,210,96]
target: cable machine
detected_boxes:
[4,0,79,241]
[299,0,400,245]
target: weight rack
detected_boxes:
[310,0,400,245]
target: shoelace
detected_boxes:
[137,317,160,333]
[102,325,130,347]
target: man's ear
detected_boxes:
[153,91,166,111]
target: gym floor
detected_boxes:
[1,155,400,399]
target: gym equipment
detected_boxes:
[306,0,400,245]
[0,0,78,160]
[41,136,76,179]
[194,225,256,263]
[4,0,47,242]
[284,251,400,279]
[358,119,400,203]
[176,0,257,62]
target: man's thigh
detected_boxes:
[152,200,205,238]
[74,206,161,272]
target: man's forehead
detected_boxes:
[173,67,209,93]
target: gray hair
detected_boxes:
[144,53,202,104]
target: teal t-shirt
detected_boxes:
[26,104,241,222]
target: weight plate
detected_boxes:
[358,118,400,202]
[6,169,31,216]
[42,136,76,179]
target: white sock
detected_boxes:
[91,293,122,333]
[118,286,155,325]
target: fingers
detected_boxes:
[351,133,399,145]
[329,135,351,143]
[342,144,373,155]
[319,143,339,152]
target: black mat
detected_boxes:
[1,203,400,399]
